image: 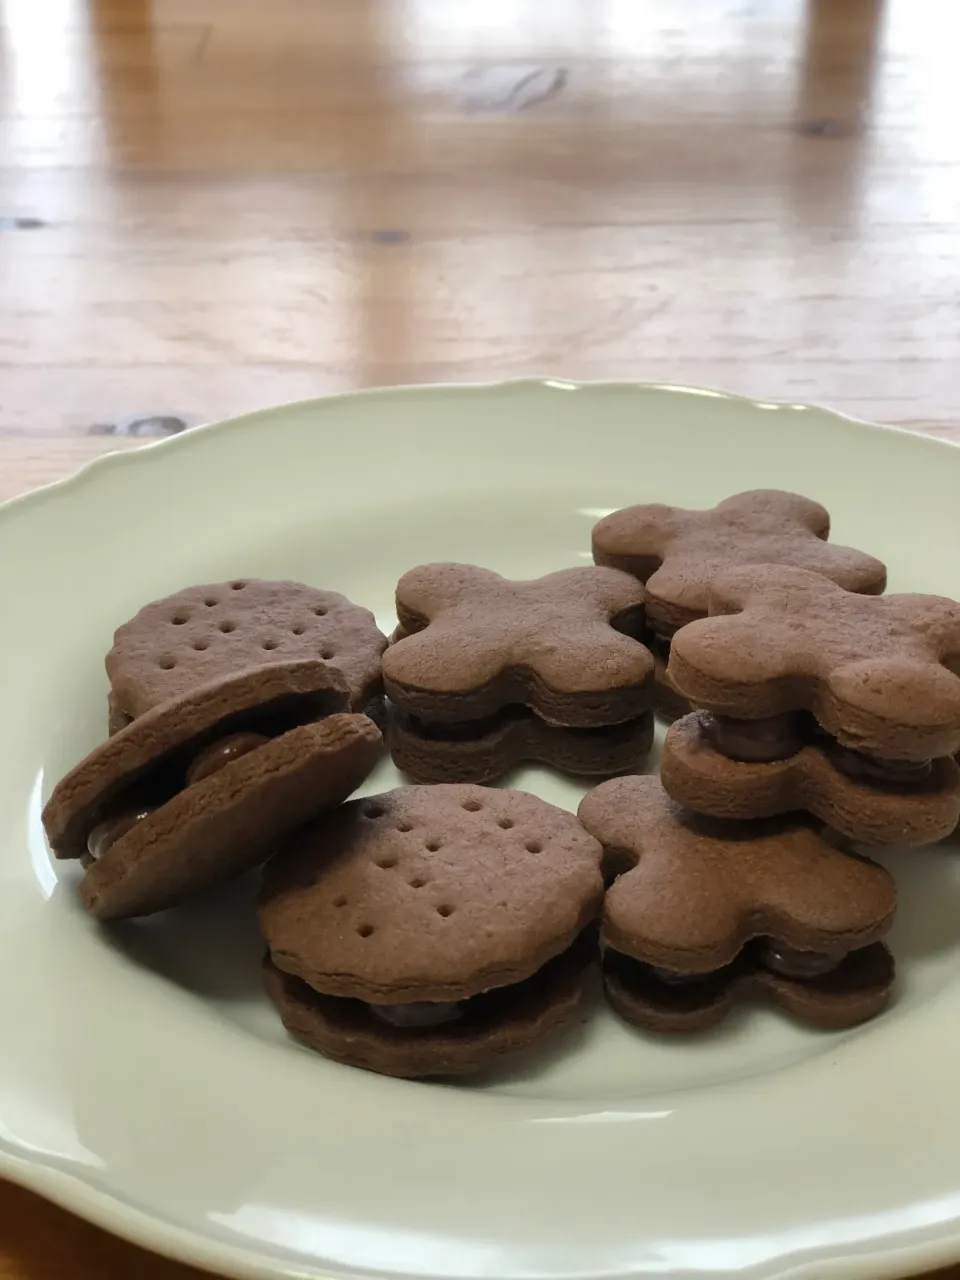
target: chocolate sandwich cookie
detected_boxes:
[44,662,382,920]
[667,565,960,761]
[661,712,960,846]
[382,563,654,782]
[390,707,654,785]
[258,784,605,1076]
[385,564,652,724]
[106,578,387,724]
[592,490,886,715]
[578,776,896,1032]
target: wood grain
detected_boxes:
[0,0,958,1276]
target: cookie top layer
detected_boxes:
[259,784,605,1003]
[383,564,653,723]
[80,713,382,920]
[592,490,887,629]
[668,564,960,759]
[578,775,896,973]
[106,579,386,715]
[44,660,351,860]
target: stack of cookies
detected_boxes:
[383,563,657,783]
[585,492,953,1032]
[592,490,887,718]
[659,566,960,848]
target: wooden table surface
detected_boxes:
[1,0,958,1275]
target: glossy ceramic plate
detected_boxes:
[2,380,959,1280]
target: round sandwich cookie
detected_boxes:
[44,662,383,920]
[258,784,605,1077]
[106,578,388,724]
[578,775,897,1033]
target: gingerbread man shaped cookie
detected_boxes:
[578,775,896,1032]
[592,490,887,635]
[668,564,960,760]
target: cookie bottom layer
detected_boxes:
[604,942,894,1033]
[390,708,654,784]
[661,712,960,846]
[264,933,595,1077]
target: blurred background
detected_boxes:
[1,2,960,1276]
[1,0,959,500]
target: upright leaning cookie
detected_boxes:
[662,565,960,845]
[578,776,897,1032]
[106,578,387,724]
[44,662,382,919]
[383,563,655,783]
[592,491,887,718]
[259,785,604,1077]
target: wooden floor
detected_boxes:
[1,0,959,1276]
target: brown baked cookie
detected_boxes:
[383,564,652,726]
[577,775,896,1032]
[258,784,604,1076]
[661,712,960,847]
[390,708,654,784]
[604,943,894,1033]
[44,661,382,920]
[592,490,886,636]
[106,578,387,722]
[668,565,960,761]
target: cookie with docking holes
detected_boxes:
[105,578,388,728]
[578,775,897,1032]
[258,784,604,1077]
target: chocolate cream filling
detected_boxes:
[286,930,597,1037]
[396,706,650,741]
[611,936,852,990]
[699,711,935,781]
[369,1002,463,1029]
[83,692,338,862]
